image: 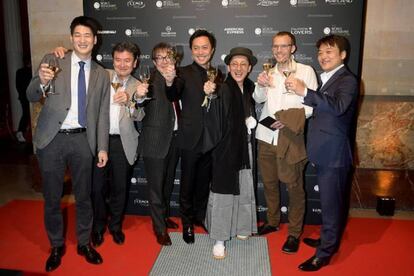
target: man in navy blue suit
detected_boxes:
[286,35,359,271]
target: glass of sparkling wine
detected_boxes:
[262,58,273,75]
[46,58,62,95]
[137,65,151,101]
[281,58,296,94]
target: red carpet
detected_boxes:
[0,200,413,275]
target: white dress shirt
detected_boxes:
[61,53,91,129]
[253,60,318,145]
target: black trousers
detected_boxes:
[144,134,179,234]
[92,135,131,233]
[179,149,212,227]
[18,98,30,132]
[37,132,93,247]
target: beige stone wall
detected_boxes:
[357,0,414,169]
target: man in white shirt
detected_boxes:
[253,31,317,254]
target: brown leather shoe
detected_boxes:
[156,231,172,246]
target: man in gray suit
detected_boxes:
[90,41,146,247]
[26,16,109,272]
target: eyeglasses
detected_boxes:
[272,44,292,50]
[229,62,249,68]
[154,56,170,62]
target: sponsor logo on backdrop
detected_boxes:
[281,206,288,214]
[291,26,313,35]
[192,0,210,10]
[95,53,113,62]
[161,26,177,38]
[224,27,245,35]
[314,185,319,192]
[133,198,149,207]
[127,0,146,8]
[325,0,353,5]
[97,30,117,35]
[125,27,149,37]
[255,26,279,36]
[312,208,322,214]
[139,54,151,61]
[155,0,181,9]
[257,205,268,212]
[290,0,317,7]
[293,53,314,64]
[221,0,248,8]
[323,25,351,36]
[257,0,279,6]
[93,1,117,10]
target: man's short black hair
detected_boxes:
[112,41,141,61]
[70,16,100,36]
[189,29,216,50]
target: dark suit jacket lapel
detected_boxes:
[320,66,347,94]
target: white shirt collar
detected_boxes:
[320,64,344,86]
[71,52,91,68]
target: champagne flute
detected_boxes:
[262,58,273,75]
[281,58,296,94]
[136,65,151,102]
[46,58,62,95]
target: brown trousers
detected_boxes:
[258,140,305,238]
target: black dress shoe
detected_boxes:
[282,235,300,254]
[110,230,125,245]
[194,220,208,233]
[91,231,104,247]
[77,244,103,265]
[298,255,330,272]
[303,238,321,248]
[45,245,65,272]
[165,218,179,229]
[183,226,195,244]
[257,224,279,235]
[156,231,172,246]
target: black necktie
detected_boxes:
[78,61,87,127]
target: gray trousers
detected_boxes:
[37,132,93,247]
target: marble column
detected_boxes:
[2,0,24,131]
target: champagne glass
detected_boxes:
[262,58,273,75]
[46,58,62,95]
[281,58,296,94]
[139,65,150,84]
[136,65,152,102]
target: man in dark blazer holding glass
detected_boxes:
[26,16,110,272]
[286,34,359,271]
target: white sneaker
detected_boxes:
[236,235,249,240]
[213,244,226,260]
[16,132,26,142]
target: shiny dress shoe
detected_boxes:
[110,230,125,245]
[45,245,65,272]
[183,226,195,244]
[77,244,103,265]
[303,237,321,248]
[91,231,104,247]
[156,231,172,246]
[282,235,300,254]
[165,218,179,229]
[298,255,330,272]
[257,224,279,236]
